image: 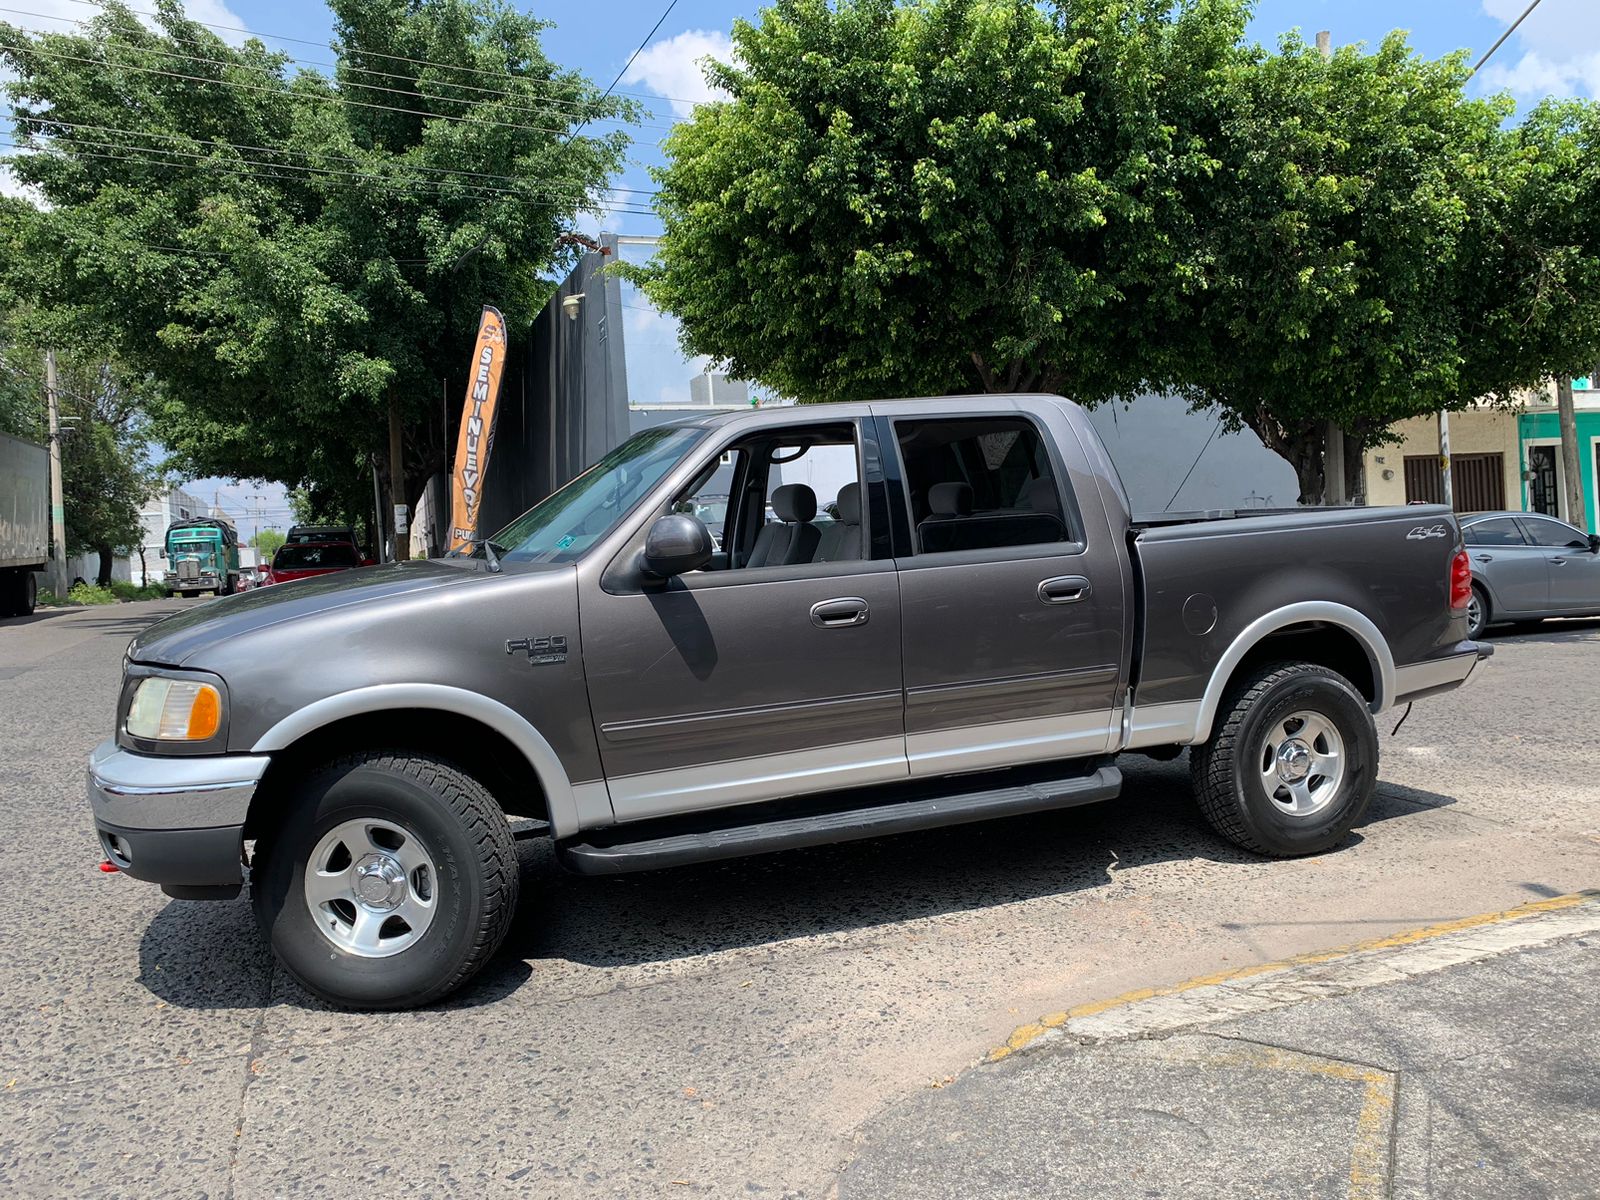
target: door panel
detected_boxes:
[582,563,905,820]
[1477,546,1549,614]
[878,404,1127,777]
[1520,517,1600,611]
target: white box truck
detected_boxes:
[0,431,49,616]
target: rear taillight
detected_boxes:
[1449,547,1471,611]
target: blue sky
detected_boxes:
[5,1,1597,533]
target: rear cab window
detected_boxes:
[891,416,1077,555]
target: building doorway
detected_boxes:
[1526,443,1562,519]
[1403,452,1504,511]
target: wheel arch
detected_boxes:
[248,684,601,838]
[1195,602,1395,744]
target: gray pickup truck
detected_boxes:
[89,396,1490,1008]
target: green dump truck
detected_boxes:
[163,517,240,597]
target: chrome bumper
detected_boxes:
[1391,641,1493,704]
[87,740,271,896]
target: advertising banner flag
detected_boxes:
[448,305,508,552]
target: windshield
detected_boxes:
[478,426,705,564]
[170,540,213,555]
[275,544,360,569]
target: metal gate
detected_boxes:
[1404,453,1503,511]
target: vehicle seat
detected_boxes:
[746,484,821,567]
[1018,477,1061,518]
[916,482,974,553]
[813,482,863,563]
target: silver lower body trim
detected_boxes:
[906,711,1115,776]
[607,736,909,821]
[87,739,270,831]
[1392,650,1481,702]
[1121,700,1205,749]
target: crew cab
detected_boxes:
[88,396,1490,1008]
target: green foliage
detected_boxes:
[109,580,169,600]
[644,0,1600,503]
[0,0,633,522]
[252,528,286,559]
[66,581,118,605]
[642,0,1246,404]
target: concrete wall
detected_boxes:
[1362,410,1522,511]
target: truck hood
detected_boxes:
[129,559,487,667]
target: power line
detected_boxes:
[0,39,633,141]
[571,0,682,144]
[41,0,704,106]
[1164,416,1222,510]
[12,116,660,197]
[0,4,675,126]
[1472,0,1544,76]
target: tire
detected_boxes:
[252,751,519,1009]
[1190,661,1378,858]
[1466,584,1490,640]
[19,571,36,615]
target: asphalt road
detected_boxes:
[1,597,1597,1198]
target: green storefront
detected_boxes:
[1519,381,1600,534]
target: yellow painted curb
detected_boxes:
[987,889,1600,1063]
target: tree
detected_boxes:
[639,0,1248,405]
[253,528,286,559]
[55,356,156,585]
[0,0,632,527]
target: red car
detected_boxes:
[265,541,368,585]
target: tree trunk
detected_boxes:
[1247,414,1326,505]
[1556,377,1587,530]
[95,543,113,588]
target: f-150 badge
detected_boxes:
[506,635,568,665]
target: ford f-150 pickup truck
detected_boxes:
[89,396,1490,1008]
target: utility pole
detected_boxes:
[1314,30,1348,506]
[1556,376,1586,528]
[44,349,68,597]
[371,460,386,564]
[388,394,410,562]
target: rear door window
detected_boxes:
[1463,519,1526,546]
[893,416,1073,555]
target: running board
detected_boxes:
[557,763,1122,875]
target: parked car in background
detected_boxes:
[1460,511,1600,638]
[266,541,365,585]
[285,524,360,548]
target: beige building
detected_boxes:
[1363,406,1523,512]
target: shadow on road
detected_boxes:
[132,756,1461,1013]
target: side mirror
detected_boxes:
[641,513,713,580]
[157,549,166,559]
[1589,534,1600,554]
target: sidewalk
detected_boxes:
[838,894,1600,1199]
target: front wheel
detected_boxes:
[1190,662,1378,858]
[252,751,519,1009]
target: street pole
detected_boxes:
[371,460,386,564]
[388,394,410,562]
[44,349,68,597]
[1556,376,1586,528]
[1314,30,1347,507]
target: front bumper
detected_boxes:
[87,740,271,899]
[1391,640,1494,705]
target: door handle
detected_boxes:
[810,597,870,628]
[1549,557,1567,565]
[1474,554,1493,563]
[1038,575,1092,605]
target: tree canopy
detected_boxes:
[0,0,633,522]
[641,0,1600,503]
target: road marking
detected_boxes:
[988,889,1600,1062]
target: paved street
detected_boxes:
[2,597,1598,1198]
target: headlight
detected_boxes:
[126,677,223,741]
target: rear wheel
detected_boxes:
[252,751,519,1009]
[1190,662,1378,857]
[1466,584,1489,640]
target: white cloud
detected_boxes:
[2,0,250,45]
[620,29,733,119]
[1478,0,1600,100]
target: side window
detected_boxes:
[1520,518,1589,550]
[672,424,866,570]
[894,416,1073,555]
[1463,519,1525,547]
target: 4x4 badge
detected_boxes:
[506,635,568,665]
